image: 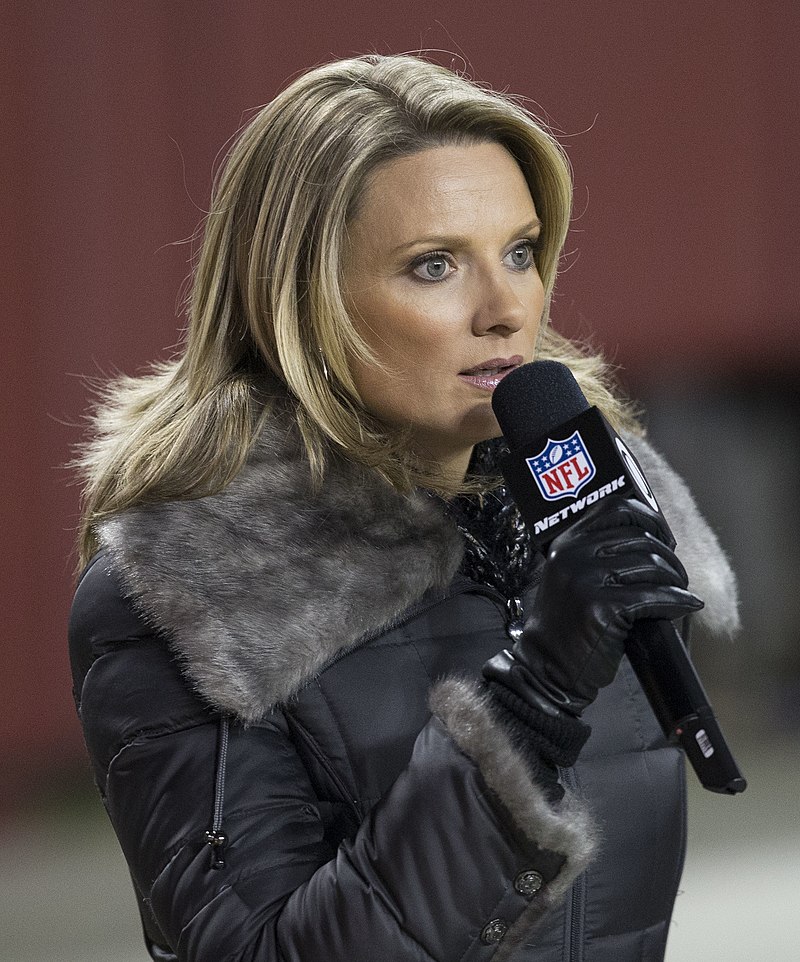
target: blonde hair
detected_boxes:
[75,53,638,570]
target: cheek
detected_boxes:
[353,287,460,362]
[349,355,424,430]
[348,303,454,426]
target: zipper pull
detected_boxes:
[506,596,524,642]
[206,715,230,870]
[205,829,228,869]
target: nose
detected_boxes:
[470,264,534,337]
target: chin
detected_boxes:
[462,406,503,446]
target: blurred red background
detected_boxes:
[2,1,798,807]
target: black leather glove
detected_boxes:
[484,497,704,719]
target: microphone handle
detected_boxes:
[625,620,747,794]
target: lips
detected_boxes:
[458,355,523,391]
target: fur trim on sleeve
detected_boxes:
[429,676,597,955]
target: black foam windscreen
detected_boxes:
[491,361,590,449]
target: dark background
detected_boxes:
[1,2,798,957]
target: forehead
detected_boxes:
[349,142,537,244]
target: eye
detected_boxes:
[410,251,454,282]
[504,237,541,271]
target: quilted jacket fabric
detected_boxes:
[69,417,739,961]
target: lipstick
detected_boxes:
[458,355,523,391]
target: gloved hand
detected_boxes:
[484,497,704,719]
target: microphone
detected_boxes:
[491,361,746,795]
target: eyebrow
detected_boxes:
[388,218,543,256]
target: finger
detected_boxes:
[596,535,689,586]
[564,529,689,585]
[606,552,690,589]
[568,495,673,547]
[613,586,705,624]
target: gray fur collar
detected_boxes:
[100,418,739,723]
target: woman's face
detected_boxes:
[342,141,545,479]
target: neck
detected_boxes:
[423,445,475,486]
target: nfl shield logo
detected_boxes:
[526,430,597,501]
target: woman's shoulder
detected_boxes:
[68,550,154,696]
[70,550,151,640]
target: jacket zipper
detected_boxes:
[204,715,230,869]
[558,764,585,962]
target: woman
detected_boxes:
[69,54,739,961]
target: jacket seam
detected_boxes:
[313,682,363,804]
[283,709,362,820]
[104,718,217,762]
[405,636,436,687]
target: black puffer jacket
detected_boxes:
[69,419,739,962]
